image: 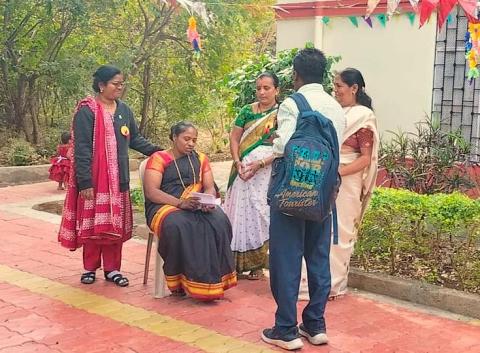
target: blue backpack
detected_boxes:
[267,92,341,243]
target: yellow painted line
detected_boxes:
[0,264,276,353]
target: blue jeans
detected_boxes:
[269,210,332,335]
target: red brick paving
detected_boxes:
[0,182,479,352]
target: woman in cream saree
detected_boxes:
[299,68,379,300]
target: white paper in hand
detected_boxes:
[190,192,219,206]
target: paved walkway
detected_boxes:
[0,165,480,353]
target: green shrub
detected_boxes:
[38,126,68,159]
[379,116,476,194]
[130,187,145,212]
[355,187,480,293]
[2,138,43,166]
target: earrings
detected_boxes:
[100,88,104,93]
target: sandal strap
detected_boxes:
[105,270,121,279]
[105,271,129,286]
[110,274,124,283]
[81,271,96,279]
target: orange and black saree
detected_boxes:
[145,151,237,300]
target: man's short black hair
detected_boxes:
[293,48,327,85]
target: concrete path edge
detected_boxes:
[0,159,141,187]
[349,268,480,319]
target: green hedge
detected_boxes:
[355,187,480,293]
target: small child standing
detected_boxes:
[48,132,71,190]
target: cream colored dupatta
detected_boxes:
[340,105,379,221]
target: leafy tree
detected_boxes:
[0,0,123,143]
[0,0,277,159]
[225,44,341,115]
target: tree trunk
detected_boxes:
[13,75,30,141]
[27,78,40,144]
[139,60,151,135]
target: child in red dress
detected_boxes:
[49,132,71,190]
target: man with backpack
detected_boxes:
[262,48,346,350]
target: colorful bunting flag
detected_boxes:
[387,0,401,19]
[377,14,387,27]
[458,0,478,19]
[364,16,374,28]
[447,14,453,24]
[366,0,381,18]
[322,16,330,25]
[407,12,416,25]
[437,0,458,29]
[409,0,420,11]
[419,0,439,28]
[349,16,359,27]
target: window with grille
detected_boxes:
[432,6,480,162]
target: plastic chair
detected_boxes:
[139,158,169,298]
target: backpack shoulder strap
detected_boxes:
[290,92,312,113]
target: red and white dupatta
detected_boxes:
[58,97,132,249]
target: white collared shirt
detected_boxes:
[273,83,346,156]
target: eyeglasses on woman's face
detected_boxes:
[109,80,126,88]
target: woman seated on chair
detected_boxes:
[143,121,237,301]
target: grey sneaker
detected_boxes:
[298,323,328,345]
[261,327,304,350]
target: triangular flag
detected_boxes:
[447,14,453,24]
[465,11,479,23]
[349,16,359,27]
[458,0,477,19]
[387,0,401,19]
[407,12,416,25]
[437,0,457,29]
[377,14,387,27]
[322,16,330,25]
[419,0,439,28]
[366,0,381,18]
[409,0,420,11]
[364,16,373,28]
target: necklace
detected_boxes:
[256,102,277,114]
[172,152,197,190]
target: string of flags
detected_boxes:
[365,0,477,29]
[322,11,454,28]
[169,0,480,81]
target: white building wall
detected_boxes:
[276,12,438,137]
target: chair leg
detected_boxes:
[154,236,170,298]
[143,231,153,285]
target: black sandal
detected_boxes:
[80,271,96,284]
[104,271,129,287]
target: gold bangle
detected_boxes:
[260,159,266,168]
